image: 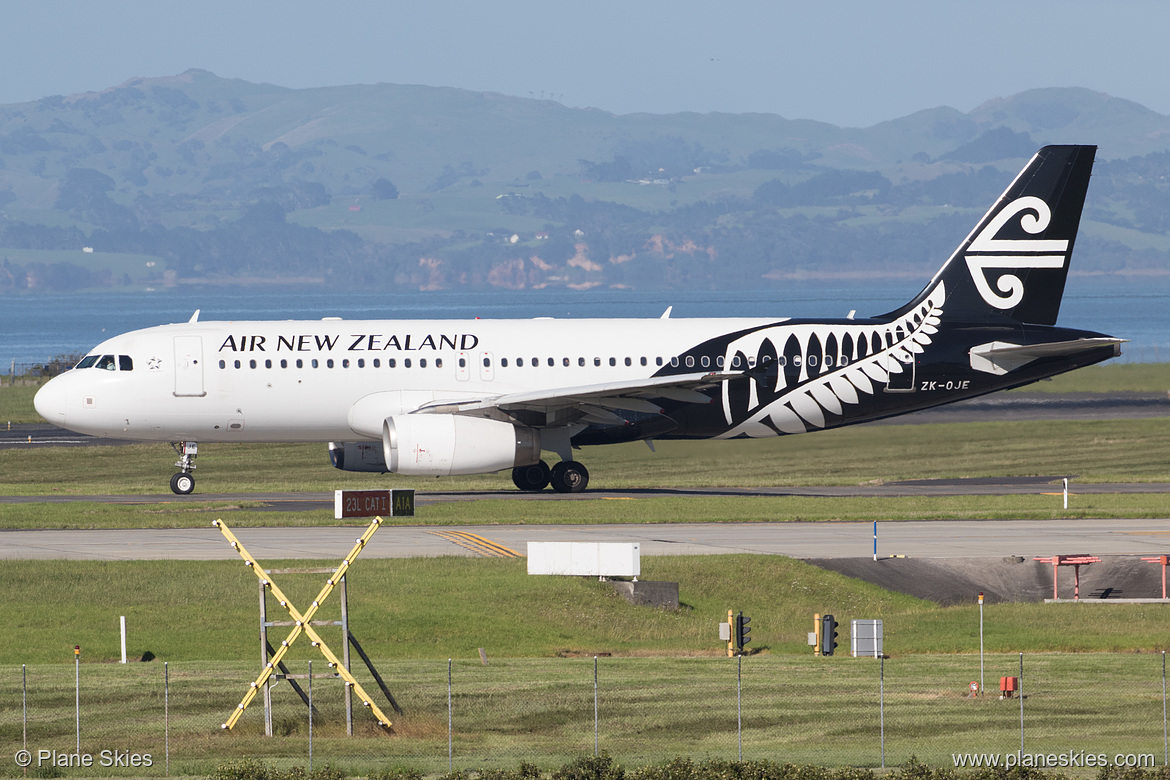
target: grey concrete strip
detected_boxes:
[4,518,1170,561]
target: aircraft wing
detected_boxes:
[417,371,736,423]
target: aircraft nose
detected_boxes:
[34,377,68,425]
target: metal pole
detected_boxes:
[979,592,985,695]
[120,616,127,664]
[1163,651,1167,766]
[340,574,353,736]
[873,520,877,561]
[75,646,80,755]
[880,654,885,768]
[260,580,272,737]
[164,663,170,777]
[447,659,453,772]
[1019,653,1024,752]
[737,654,743,761]
[22,664,27,752]
[1063,478,1068,510]
[593,656,599,756]
[308,661,313,773]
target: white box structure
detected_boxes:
[527,542,640,578]
[851,619,883,657]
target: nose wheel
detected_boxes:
[170,441,198,495]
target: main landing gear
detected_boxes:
[511,459,590,493]
[170,441,198,495]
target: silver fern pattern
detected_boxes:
[718,282,946,437]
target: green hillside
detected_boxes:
[3,71,1170,293]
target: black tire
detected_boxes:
[550,460,589,493]
[170,472,195,495]
[512,460,551,491]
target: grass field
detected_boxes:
[3,653,1167,775]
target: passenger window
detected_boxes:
[578,357,585,367]
[716,355,724,368]
[501,358,509,368]
[76,355,98,369]
[624,357,632,366]
[436,358,443,368]
[219,360,226,369]
[732,355,742,368]
[326,359,334,368]
[656,357,663,367]
[404,358,412,368]
[594,357,601,367]
[312,359,319,368]
[532,357,539,367]
[459,357,466,368]
[685,356,694,368]
[250,359,257,369]
[265,359,272,369]
[280,359,288,368]
[296,359,303,368]
[609,357,616,367]
[517,358,524,367]
[671,356,680,368]
[119,355,133,371]
[640,357,647,366]
[420,358,427,368]
[96,355,116,371]
[342,359,350,368]
[234,360,242,369]
[563,357,570,367]
[701,356,710,368]
[483,357,490,368]
[358,359,365,368]
[388,358,397,368]
[373,359,380,368]
[547,357,554,367]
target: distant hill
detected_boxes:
[2,70,1170,293]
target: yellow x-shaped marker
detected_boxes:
[215,517,393,732]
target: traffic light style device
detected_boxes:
[821,614,838,656]
[735,611,751,654]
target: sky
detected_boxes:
[3,1,1170,128]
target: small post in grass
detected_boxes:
[74,645,81,755]
[978,592,985,696]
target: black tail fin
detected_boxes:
[882,145,1096,326]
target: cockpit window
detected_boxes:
[95,355,117,371]
[76,355,98,369]
[119,355,133,371]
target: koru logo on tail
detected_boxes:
[965,196,1068,309]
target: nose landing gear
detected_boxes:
[170,441,198,495]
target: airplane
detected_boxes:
[34,145,1122,495]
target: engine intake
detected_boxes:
[329,441,388,472]
[383,414,541,476]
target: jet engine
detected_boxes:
[328,441,388,472]
[383,414,541,476]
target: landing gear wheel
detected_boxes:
[170,472,195,495]
[512,460,551,491]
[550,460,589,493]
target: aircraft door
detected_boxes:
[883,328,915,393]
[173,336,207,397]
[456,352,470,381]
[479,351,495,382]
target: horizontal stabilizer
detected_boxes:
[969,338,1125,376]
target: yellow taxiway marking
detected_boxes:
[426,530,522,558]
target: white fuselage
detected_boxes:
[34,316,788,443]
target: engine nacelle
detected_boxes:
[328,441,388,472]
[383,414,541,476]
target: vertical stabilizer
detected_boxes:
[883,145,1096,326]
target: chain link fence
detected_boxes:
[3,653,1167,775]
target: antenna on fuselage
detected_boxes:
[660,306,673,319]
[189,309,201,323]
